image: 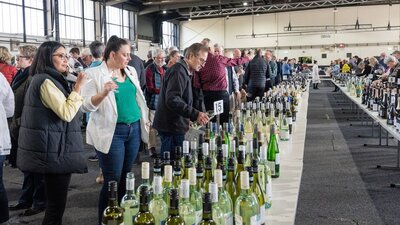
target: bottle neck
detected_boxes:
[139,196,149,212]
[169,199,180,216]
[227,169,235,182]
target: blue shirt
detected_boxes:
[90,60,102,68]
[282,62,291,75]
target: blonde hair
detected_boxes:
[18,45,37,59]
[369,57,378,65]
[0,46,12,64]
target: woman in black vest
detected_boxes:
[17,41,88,225]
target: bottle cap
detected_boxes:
[240,171,249,190]
[126,172,135,191]
[202,193,212,213]
[164,165,173,182]
[202,143,209,156]
[175,146,182,159]
[205,156,212,169]
[183,141,189,154]
[190,139,197,150]
[153,176,163,194]
[142,162,150,179]
[260,145,267,160]
[180,179,190,199]
[214,169,223,188]
[222,144,228,158]
[188,167,196,185]
[210,138,216,151]
[209,182,218,203]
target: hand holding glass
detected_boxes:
[191,111,215,130]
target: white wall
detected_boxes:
[180,4,400,65]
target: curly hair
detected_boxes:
[0,46,12,64]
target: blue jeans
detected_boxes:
[158,131,185,161]
[96,121,141,225]
[18,172,46,209]
[0,155,9,224]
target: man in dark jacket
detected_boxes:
[243,49,271,101]
[129,46,146,90]
[153,43,209,160]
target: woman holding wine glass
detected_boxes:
[81,35,149,225]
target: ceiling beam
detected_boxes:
[189,0,399,18]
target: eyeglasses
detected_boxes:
[52,53,70,61]
[16,55,30,60]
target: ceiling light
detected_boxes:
[243,2,248,6]
[188,18,192,21]
[333,7,338,12]
[162,10,167,14]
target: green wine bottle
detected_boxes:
[133,186,155,225]
[183,154,192,180]
[209,182,224,225]
[267,125,280,178]
[149,176,168,225]
[137,162,153,199]
[196,163,205,194]
[163,165,173,208]
[224,157,237,206]
[199,193,217,225]
[214,170,233,225]
[234,171,259,225]
[165,189,185,225]
[183,140,190,168]
[172,161,182,189]
[234,148,245,201]
[121,173,139,225]
[102,181,124,225]
[179,179,196,225]
[251,160,266,225]
[244,141,253,168]
[189,167,203,224]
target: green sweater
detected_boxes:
[115,78,141,124]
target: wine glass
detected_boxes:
[191,110,215,130]
[110,70,119,93]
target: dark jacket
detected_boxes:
[243,55,270,88]
[356,64,372,77]
[129,54,145,90]
[144,59,154,69]
[17,67,87,174]
[9,67,31,140]
[153,59,199,135]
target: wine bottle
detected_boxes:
[179,179,196,225]
[149,176,168,225]
[234,171,259,225]
[182,140,190,168]
[102,181,124,225]
[225,157,237,205]
[164,189,185,225]
[162,152,171,176]
[191,138,198,166]
[198,193,217,225]
[133,186,155,225]
[202,142,209,159]
[279,114,290,141]
[258,145,272,208]
[183,154,192,180]
[244,140,253,168]
[189,167,203,224]
[162,165,173,208]
[153,158,162,180]
[234,148,245,200]
[196,163,205,194]
[203,156,213,193]
[214,170,233,225]
[137,162,153,199]
[209,182,224,225]
[121,173,139,225]
[251,160,266,225]
[172,161,182,189]
[267,125,280,178]
[285,102,293,134]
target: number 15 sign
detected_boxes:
[214,100,224,115]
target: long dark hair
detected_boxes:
[103,35,130,62]
[29,41,65,76]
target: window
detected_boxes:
[0,0,44,36]
[162,21,178,49]
[322,53,327,59]
[59,0,95,42]
[106,6,131,41]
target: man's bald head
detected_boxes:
[233,49,241,58]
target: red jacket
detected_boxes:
[0,62,17,84]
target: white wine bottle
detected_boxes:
[102,181,124,225]
[149,176,168,225]
[133,186,155,225]
[199,193,217,225]
[209,182,224,225]
[165,189,185,225]
[137,162,153,199]
[162,165,173,208]
[188,167,203,224]
[121,172,139,225]
[214,170,233,225]
[234,171,259,225]
[179,179,196,225]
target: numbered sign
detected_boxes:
[214,100,224,115]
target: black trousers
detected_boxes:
[247,86,265,102]
[203,90,230,124]
[42,173,71,225]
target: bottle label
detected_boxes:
[259,206,266,225]
[154,168,161,173]
[286,117,293,125]
[126,179,135,191]
[225,212,233,225]
[267,161,276,176]
[275,153,280,165]
[235,215,243,225]
[196,210,203,224]
[250,215,258,225]
[102,222,123,225]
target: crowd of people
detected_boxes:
[1,34,399,225]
